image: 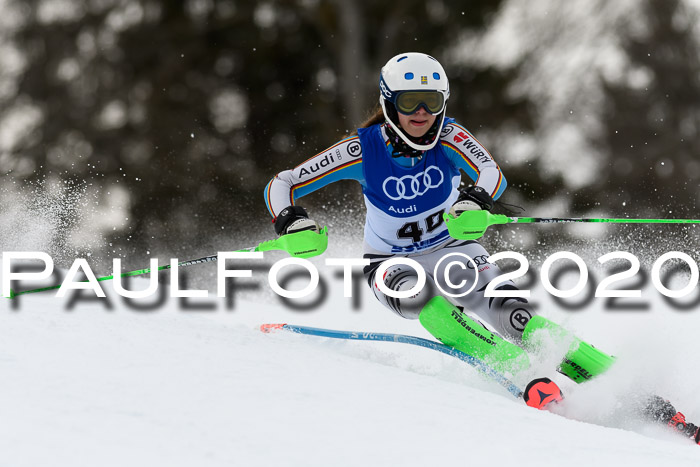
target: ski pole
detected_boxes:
[444,210,700,240]
[6,227,329,298]
[260,323,524,398]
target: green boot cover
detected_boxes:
[419,296,530,375]
[522,316,615,383]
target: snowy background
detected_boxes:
[3,249,700,466]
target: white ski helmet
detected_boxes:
[379,52,450,151]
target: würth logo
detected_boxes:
[453,131,470,143]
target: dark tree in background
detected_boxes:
[3,0,506,259]
[598,0,700,217]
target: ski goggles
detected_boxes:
[391,91,446,115]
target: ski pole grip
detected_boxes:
[256,226,329,258]
[444,211,510,240]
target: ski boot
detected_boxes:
[643,395,700,445]
[523,377,564,410]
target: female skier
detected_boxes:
[263,52,699,441]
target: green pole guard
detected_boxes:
[443,210,510,240]
[444,209,700,241]
[255,226,328,258]
[522,316,615,383]
[419,296,530,375]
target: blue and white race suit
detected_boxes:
[264,118,532,340]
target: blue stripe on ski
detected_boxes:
[276,324,524,399]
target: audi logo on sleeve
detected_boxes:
[381,166,445,200]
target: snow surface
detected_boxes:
[2,254,700,467]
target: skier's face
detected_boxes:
[397,107,436,138]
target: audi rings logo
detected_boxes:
[382,166,445,201]
[466,255,490,270]
[379,78,393,99]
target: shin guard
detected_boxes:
[522,316,615,383]
[419,296,530,375]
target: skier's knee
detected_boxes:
[370,264,433,319]
[419,296,530,374]
[489,283,535,342]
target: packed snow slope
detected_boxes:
[2,251,700,467]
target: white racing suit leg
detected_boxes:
[363,239,535,342]
[364,259,437,320]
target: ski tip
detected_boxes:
[3,288,16,299]
[260,323,287,333]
